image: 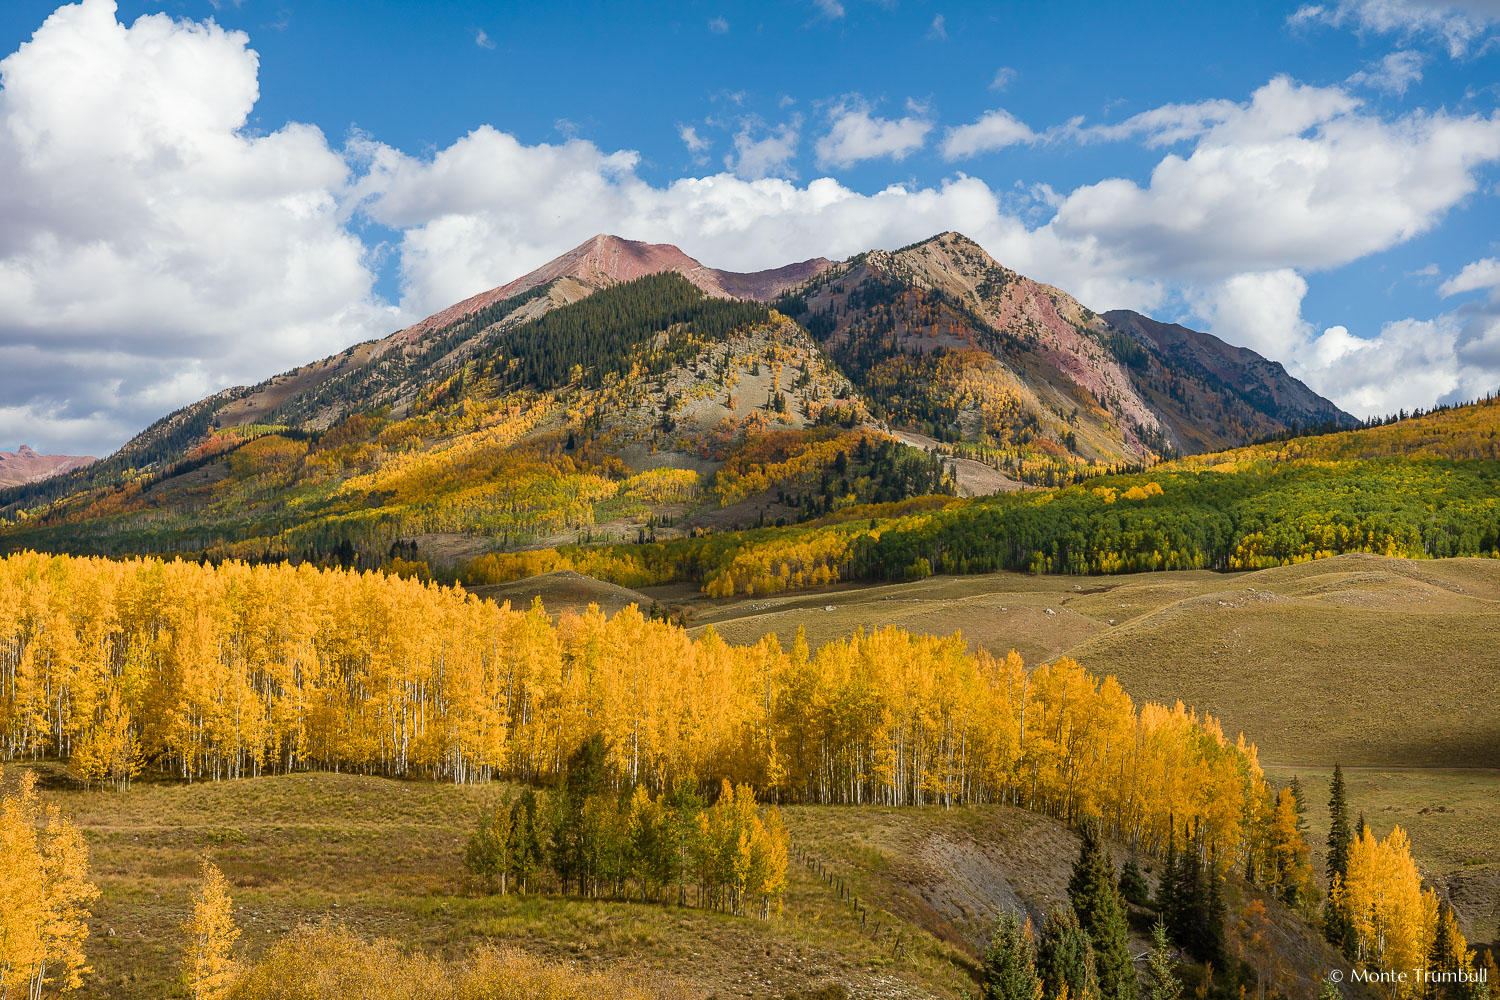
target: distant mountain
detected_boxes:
[0,446,93,488]
[776,232,1355,471]
[0,230,1356,564]
[1103,308,1354,435]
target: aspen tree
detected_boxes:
[0,768,98,1000]
[182,859,241,1000]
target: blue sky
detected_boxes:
[2,0,1499,455]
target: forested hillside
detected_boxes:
[460,396,1500,597]
[0,273,947,563]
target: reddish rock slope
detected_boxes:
[0,445,94,488]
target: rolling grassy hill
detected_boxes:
[642,553,1500,942]
[14,766,1358,1000]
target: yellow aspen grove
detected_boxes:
[183,859,241,1000]
[4,553,1289,871]
[0,768,99,1000]
[1340,825,1466,997]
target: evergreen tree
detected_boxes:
[1168,828,1202,952]
[1069,825,1138,1000]
[1120,860,1150,908]
[1327,765,1351,885]
[463,808,501,894]
[1166,826,1224,969]
[1037,906,1099,1000]
[1427,903,1454,1000]
[510,789,544,894]
[1317,975,1344,1000]
[1201,853,1227,971]
[1322,767,1359,954]
[1288,776,1309,840]
[665,780,705,907]
[1158,822,1180,921]
[551,734,611,894]
[1145,922,1181,1000]
[982,909,1043,1000]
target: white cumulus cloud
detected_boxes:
[1188,270,1314,361]
[815,101,932,168]
[1183,268,1500,418]
[1347,49,1425,93]
[941,109,1037,159]
[0,0,395,456]
[1049,76,1500,281]
[1439,257,1500,295]
[723,118,801,180]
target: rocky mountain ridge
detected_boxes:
[0,445,94,488]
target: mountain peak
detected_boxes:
[401,236,834,340]
[0,445,95,488]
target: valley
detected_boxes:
[1,231,1493,1000]
[5,0,1497,997]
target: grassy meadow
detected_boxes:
[16,765,974,1000]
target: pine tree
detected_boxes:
[1120,860,1150,908]
[1037,906,1099,1000]
[1426,903,1456,1000]
[510,790,544,894]
[1326,766,1351,885]
[1287,776,1309,839]
[463,795,515,895]
[1169,828,1202,953]
[552,735,611,895]
[1167,827,1224,969]
[1146,922,1182,1000]
[1069,826,1137,1000]
[1201,853,1227,971]
[1158,822,1180,922]
[982,910,1043,1000]
[665,780,705,907]
[182,859,240,1000]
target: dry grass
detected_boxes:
[15,767,965,1000]
[9,760,1386,1000]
